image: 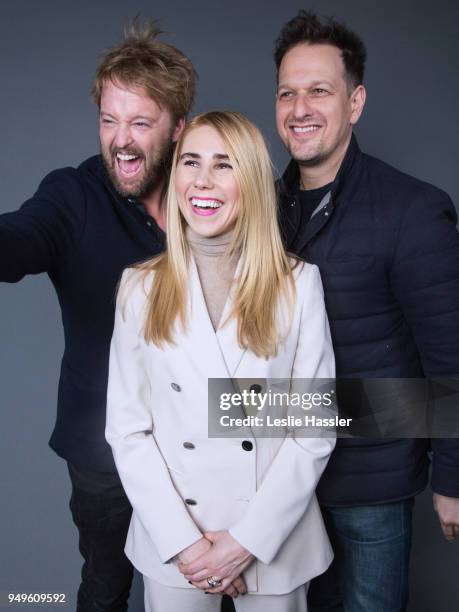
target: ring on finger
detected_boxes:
[206,576,222,588]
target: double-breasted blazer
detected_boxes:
[106,257,336,595]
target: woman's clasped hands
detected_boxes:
[177,531,255,598]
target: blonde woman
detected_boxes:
[106,111,335,612]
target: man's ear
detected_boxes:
[172,117,186,142]
[350,85,366,125]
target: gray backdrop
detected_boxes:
[1,0,458,610]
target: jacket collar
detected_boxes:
[277,134,361,253]
[278,133,361,204]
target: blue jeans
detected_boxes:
[308,499,414,612]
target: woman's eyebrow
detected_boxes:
[179,152,200,160]
[179,152,230,160]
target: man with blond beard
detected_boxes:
[0,22,195,611]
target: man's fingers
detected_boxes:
[441,521,456,542]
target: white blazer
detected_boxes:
[106,258,336,595]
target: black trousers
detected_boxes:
[68,463,236,612]
[68,463,134,612]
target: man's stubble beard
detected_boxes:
[295,151,328,168]
[289,138,329,169]
[102,138,175,200]
[290,126,353,170]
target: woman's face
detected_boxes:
[175,125,239,237]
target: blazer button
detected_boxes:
[183,442,195,450]
[185,498,197,505]
[171,382,181,392]
[242,440,253,451]
[250,384,262,394]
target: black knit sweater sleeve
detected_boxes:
[0,167,87,282]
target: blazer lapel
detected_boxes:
[187,255,247,378]
[186,257,255,435]
[181,257,228,379]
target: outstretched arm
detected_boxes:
[0,168,86,282]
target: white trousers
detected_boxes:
[144,576,308,612]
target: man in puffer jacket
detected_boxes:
[274,10,459,612]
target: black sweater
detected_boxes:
[0,155,165,471]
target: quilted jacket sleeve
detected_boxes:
[390,186,459,496]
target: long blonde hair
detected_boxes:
[139,111,295,358]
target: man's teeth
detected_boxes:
[191,198,222,209]
[117,153,139,161]
[292,126,321,133]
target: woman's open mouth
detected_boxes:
[190,197,223,216]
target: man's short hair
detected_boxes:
[274,10,367,91]
[92,19,197,122]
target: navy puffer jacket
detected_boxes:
[277,135,459,505]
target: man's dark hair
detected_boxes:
[274,10,367,90]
